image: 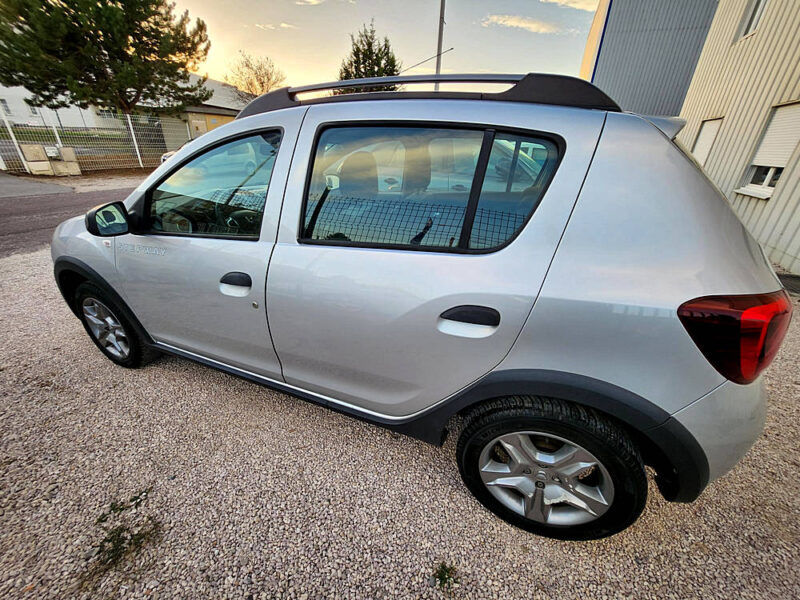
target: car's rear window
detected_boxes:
[301,125,559,252]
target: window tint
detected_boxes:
[304,127,483,248]
[149,132,281,238]
[469,133,557,249]
[302,126,558,251]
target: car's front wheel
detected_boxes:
[457,396,647,540]
[74,282,159,368]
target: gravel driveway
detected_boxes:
[1,248,798,599]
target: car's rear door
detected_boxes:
[115,108,306,379]
[266,100,606,417]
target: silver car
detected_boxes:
[51,74,793,539]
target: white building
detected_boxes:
[0,75,246,137]
[0,83,108,128]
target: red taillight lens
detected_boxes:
[678,290,793,384]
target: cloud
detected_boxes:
[255,23,297,31]
[295,0,325,5]
[540,0,599,11]
[481,15,562,34]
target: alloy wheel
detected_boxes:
[81,297,130,360]
[478,431,615,526]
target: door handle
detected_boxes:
[220,272,252,287]
[440,305,500,327]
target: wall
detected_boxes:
[586,0,718,115]
[677,0,800,274]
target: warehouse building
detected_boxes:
[676,0,800,274]
[580,0,717,116]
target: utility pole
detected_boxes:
[434,0,446,91]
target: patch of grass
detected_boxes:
[433,561,459,593]
[95,487,152,525]
[84,487,162,578]
[94,517,162,570]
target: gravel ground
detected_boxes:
[1,248,799,599]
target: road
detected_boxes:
[0,187,133,257]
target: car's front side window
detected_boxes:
[148,131,282,238]
[301,125,559,251]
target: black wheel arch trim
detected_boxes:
[391,369,710,503]
[53,257,155,345]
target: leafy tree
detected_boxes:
[336,21,401,94]
[0,0,212,113]
[225,51,286,104]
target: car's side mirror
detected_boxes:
[86,202,130,237]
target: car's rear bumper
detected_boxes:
[671,378,766,483]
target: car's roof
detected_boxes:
[236,73,621,120]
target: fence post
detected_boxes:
[1,112,30,173]
[125,113,144,168]
[51,125,63,148]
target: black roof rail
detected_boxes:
[236,73,620,119]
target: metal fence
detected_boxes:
[0,112,191,173]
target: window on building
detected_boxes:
[301,125,559,251]
[736,102,800,199]
[148,132,282,238]
[0,99,10,116]
[741,0,769,38]
[691,118,723,167]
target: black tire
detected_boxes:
[74,281,160,368]
[457,396,647,540]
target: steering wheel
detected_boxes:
[156,208,196,233]
[225,209,261,234]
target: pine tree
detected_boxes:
[337,21,401,94]
[0,0,212,113]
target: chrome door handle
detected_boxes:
[440,305,500,327]
[220,272,252,287]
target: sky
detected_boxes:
[172,0,599,87]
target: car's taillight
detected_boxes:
[678,290,793,384]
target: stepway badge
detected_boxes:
[117,243,166,256]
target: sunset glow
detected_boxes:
[173,0,597,86]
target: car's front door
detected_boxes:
[115,110,305,379]
[266,101,606,417]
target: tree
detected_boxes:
[225,51,286,104]
[336,21,401,94]
[0,0,212,113]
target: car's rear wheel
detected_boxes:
[74,282,159,368]
[457,396,647,540]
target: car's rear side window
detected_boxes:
[469,133,558,249]
[301,125,558,252]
